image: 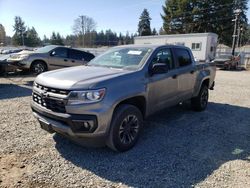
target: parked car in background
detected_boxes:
[0,48,23,54]
[31,44,216,152]
[7,45,95,74]
[214,54,241,70]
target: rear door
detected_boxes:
[147,48,179,113]
[68,49,87,66]
[48,47,70,69]
[172,48,197,100]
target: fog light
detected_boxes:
[72,120,96,133]
[83,122,90,129]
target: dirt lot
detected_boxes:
[0,70,249,188]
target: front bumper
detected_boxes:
[31,102,107,146]
[8,59,31,69]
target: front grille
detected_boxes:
[33,83,69,113]
[35,83,70,95]
[33,93,67,113]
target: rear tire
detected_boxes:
[31,61,47,74]
[191,85,209,111]
[107,104,143,152]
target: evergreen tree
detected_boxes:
[161,0,248,45]
[64,35,78,47]
[56,33,64,45]
[50,32,57,44]
[50,32,64,45]
[152,28,158,35]
[118,33,124,45]
[124,31,131,44]
[159,27,166,35]
[42,35,50,45]
[138,9,152,36]
[12,16,26,46]
[242,24,250,45]
[25,27,41,47]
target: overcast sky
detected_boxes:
[0,0,249,38]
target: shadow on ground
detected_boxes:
[0,71,34,100]
[54,102,250,187]
[0,84,32,100]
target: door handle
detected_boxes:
[64,59,68,62]
[172,74,178,79]
[190,70,195,74]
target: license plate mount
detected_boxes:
[39,119,54,133]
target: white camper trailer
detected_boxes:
[134,33,218,62]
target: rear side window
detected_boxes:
[69,50,94,62]
[83,52,95,61]
[173,48,192,67]
[53,47,68,58]
[69,49,84,60]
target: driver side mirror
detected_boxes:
[150,63,168,75]
[50,51,56,56]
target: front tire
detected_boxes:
[31,61,47,74]
[107,104,143,152]
[191,85,209,111]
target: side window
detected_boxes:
[152,48,174,70]
[174,48,192,67]
[83,52,95,61]
[69,50,84,60]
[53,48,68,58]
[191,43,201,50]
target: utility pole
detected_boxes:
[239,27,244,48]
[231,9,242,56]
[80,15,85,48]
[236,25,242,48]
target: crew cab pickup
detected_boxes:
[31,45,216,152]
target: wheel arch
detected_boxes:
[113,96,147,119]
[31,59,48,71]
[193,77,210,97]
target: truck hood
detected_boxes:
[35,66,128,90]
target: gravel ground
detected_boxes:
[0,70,249,188]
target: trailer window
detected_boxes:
[173,48,192,67]
[191,43,201,50]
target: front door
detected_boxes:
[147,48,179,114]
[48,47,70,70]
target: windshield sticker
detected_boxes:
[128,50,142,55]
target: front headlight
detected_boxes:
[19,54,29,60]
[67,88,106,105]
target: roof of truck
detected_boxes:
[114,44,191,50]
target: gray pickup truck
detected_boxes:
[31,45,216,152]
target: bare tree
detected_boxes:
[72,15,96,47]
[0,24,6,45]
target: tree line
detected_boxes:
[161,0,249,45]
[0,16,136,47]
[0,0,249,47]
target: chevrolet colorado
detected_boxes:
[31,45,216,152]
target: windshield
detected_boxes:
[35,45,57,53]
[88,47,152,70]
